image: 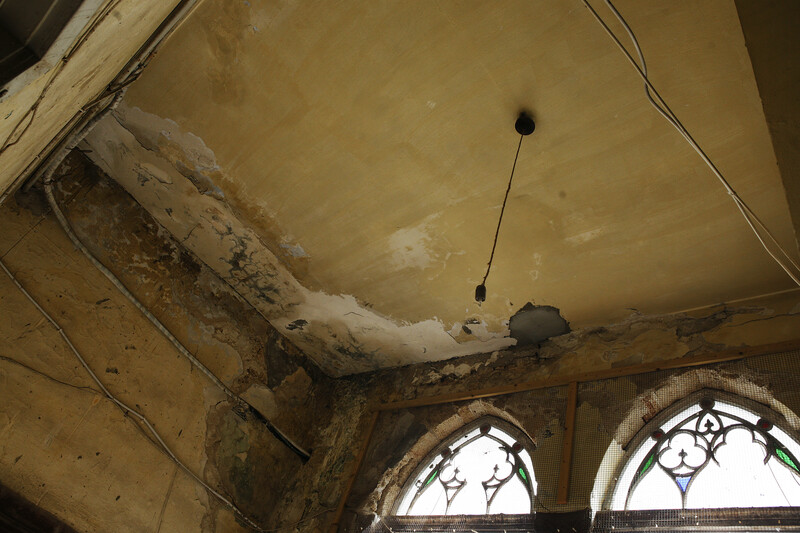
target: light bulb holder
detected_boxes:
[515,112,535,136]
[475,284,487,302]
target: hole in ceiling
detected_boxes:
[509,303,570,347]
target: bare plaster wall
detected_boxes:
[0,153,338,532]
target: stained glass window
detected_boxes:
[395,419,536,516]
[611,394,800,510]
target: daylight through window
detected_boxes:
[611,395,800,510]
[395,420,536,516]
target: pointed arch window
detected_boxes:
[594,390,800,532]
[611,392,800,510]
[394,417,536,516]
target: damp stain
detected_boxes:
[285,319,308,331]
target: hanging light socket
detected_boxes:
[475,283,487,303]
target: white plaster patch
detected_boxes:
[565,227,603,245]
[135,162,172,185]
[387,218,437,271]
[276,288,516,373]
[279,243,308,258]
[448,322,462,337]
[465,320,500,342]
[448,318,504,343]
[116,104,220,174]
[441,363,473,377]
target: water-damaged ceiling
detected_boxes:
[80,0,799,376]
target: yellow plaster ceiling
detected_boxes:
[83,0,799,375]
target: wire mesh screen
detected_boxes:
[584,348,800,532]
[344,348,800,533]
[348,510,591,532]
[350,513,536,532]
[593,506,800,532]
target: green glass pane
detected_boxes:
[424,469,439,487]
[518,468,527,482]
[639,453,655,477]
[776,448,800,472]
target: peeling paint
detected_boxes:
[279,242,308,258]
[84,113,515,376]
[116,104,220,174]
[276,289,515,373]
[285,319,307,331]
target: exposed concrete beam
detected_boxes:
[0,0,187,203]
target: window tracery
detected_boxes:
[610,392,800,511]
[394,418,536,516]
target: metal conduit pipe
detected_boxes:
[8,0,310,461]
[25,89,126,192]
[42,178,311,461]
[17,0,309,461]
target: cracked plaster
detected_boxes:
[83,106,515,376]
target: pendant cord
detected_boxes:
[482,133,525,285]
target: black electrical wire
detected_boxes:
[247,405,311,462]
[476,133,525,302]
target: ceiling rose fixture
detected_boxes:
[475,111,535,303]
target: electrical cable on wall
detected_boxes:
[15,61,309,462]
[1,0,309,462]
[1,255,338,532]
[40,178,311,461]
[580,0,800,287]
[0,257,267,532]
[26,110,310,461]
